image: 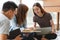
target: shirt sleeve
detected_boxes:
[0,19,10,35]
[48,13,52,20]
[33,16,37,22]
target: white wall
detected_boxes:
[0,0,20,12]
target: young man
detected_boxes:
[0,1,18,40]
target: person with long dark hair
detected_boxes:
[8,4,28,40]
[33,3,57,40]
[16,4,34,40]
[16,4,28,28]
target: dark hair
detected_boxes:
[16,4,28,25]
[33,3,47,16]
[2,1,18,12]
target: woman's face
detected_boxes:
[33,6,41,15]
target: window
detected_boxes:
[50,12,57,28]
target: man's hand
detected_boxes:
[0,34,7,40]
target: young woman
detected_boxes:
[33,3,57,40]
[8,4,28,40]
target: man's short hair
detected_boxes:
[2,1,18,12]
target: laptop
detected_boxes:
[35,27,52,35]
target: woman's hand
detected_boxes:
[28,27,36,30]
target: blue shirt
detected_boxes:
[10,15,27,31]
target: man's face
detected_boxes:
[9,10,15,19]
[5,9,16,19]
